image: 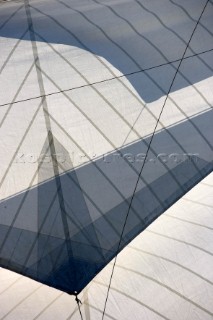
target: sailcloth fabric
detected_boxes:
[0,173,213,320]
[0,0,213,298]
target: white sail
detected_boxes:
[0,0,212,318]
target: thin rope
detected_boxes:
[0,47,212,109]
[101,1,210,319]
[75,295,83,320]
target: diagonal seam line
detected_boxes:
[34,29,211,192]
[85,0,213,151]
[33,31,189,201]
[92,0,213,88]
[95,280,171,320]
[0,139,122,258]
[100,1,210,319]
[20,155,108,275]
[57,0,213,113]
[116,264,213,317]
[0,130,54,256]
[92,0,213,109]
[1,9,212,156]
[83,301,118,320]
[129,246,213,285]
[1,0,211,298]
[1,0,213,121]
[1,31,212,158]
[0,28,29,75]
[24,0,75,285]
[4,0,213,107]
[164,214,213,230]
[134,0,213,78]
[83,303,116,320]
[0,85,211,292]
[0,60,35,128]
[32,292,64,320]
[0,105,210,205]
[200,182,213,187]
[39,60,208,212]
[0,99,42,188]
[65,305,79,320]
[183,197,213,208]
[0,284,42,320]
[44,106,212,258]
[0,47,212,109]
[147,229,213,256]
[59,0,213,112]
[0,30,210,192]
[40,72,166,210]
[170,0,213,37]
[0,3,24,31]
[10,194,59,273]
[0,275,22,296]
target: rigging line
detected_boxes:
[169,0,213,38]
[43,87,210,253]
[40,0,213,147]
[75,295,83,320]
[134,0,213,76]
[29,34,213,184]
[34,29,208,178]
[10,1,213,157]
[87,0,213,151]
[5,24,212,162]
[96,280,171,320]
[4,0,211,138]
[33,32,188,197]
[60,0,213,112]
[33,0,213,132]
[101,1,210,319]
[0,47,212,109]
[39,66,165,209]
[90,0,213,119]
[91,0,212,107]
[37,0,213,142]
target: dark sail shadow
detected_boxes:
[0,0,212,295]
[0,109,212,294]
[0,0,212,103]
